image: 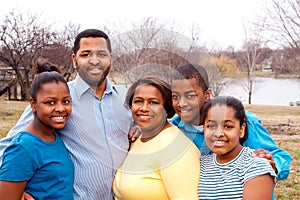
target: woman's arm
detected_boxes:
[243,174,275,200]
[0,181,27,200]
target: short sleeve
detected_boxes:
[0,143,36,181]
[243,157,277,184]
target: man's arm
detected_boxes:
[127,125,141,142]
[244,111,292,180]
[0,104,33,160]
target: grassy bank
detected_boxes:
[0,99,29,138]
[244,104,300,137]
[274,139,299,199]
[0,99,299,199]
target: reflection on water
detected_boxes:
[221,78,300,106]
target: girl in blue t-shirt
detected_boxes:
[198,96,277,200]
[0,58,74,200]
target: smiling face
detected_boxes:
[72,37,112,88]
[172,78,210,126]
[31,81,72,131]
[131,84,168,138]
[204,104,245,163]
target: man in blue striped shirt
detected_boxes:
[0,29,132,200]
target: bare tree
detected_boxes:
[198,56,226,97]
[0,10,58,100]
[41,23,81,81]
[109,18,181,85]
[0,10,80,100]
[108,18,211,87]
[238,39,266,104]
[257,0,300,75]
[259,0,300,48]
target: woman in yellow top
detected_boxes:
[113,76,200,200]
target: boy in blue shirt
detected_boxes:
[171,63,292,181]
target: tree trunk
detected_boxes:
[248,80,252,104]
[13,85,18,100]
[8,87,11,100]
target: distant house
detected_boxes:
[261,57,273,72]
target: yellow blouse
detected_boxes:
[113,126,200,200]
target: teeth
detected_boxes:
[140,116,151,120]
[214,141,225,144]
[54,116,64,119]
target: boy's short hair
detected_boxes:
[172,63,209,92]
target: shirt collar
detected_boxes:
[73,74,116,100]
[177,118,200,134]
[104,78,114,95]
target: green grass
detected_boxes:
[0,99,299,199]
[274,139,300,199]
[0,99,28,138]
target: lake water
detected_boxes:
[221,77,300,106]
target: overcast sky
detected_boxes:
[1,0,266,49]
